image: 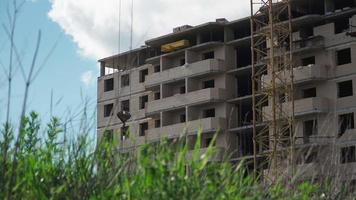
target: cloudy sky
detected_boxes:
[0,0,250,125]
[48,0,250,60]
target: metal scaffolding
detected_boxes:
[250,0,295,182]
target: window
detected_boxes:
[103,129,114,142]
[279,93,286,103]
[301,56,315,66]
[297,150,318,165]
[139,122,148,137]
[140,95,148,109]
[300,28,314,38]
[104,78,114,92]
[203,109,215,118]
[121,100,130,112]
[203,51,214,60]
[121,74,130,87]
[180,114,186,123]
[338,80,353,98]
[335,0,355,10]
[337,48,351,66]
[154,65,160,73]
[204,137,215,148]
[104,104,113,117]
[341,146,356,163]
[339,113,355,136]
[304,120,318,137]
[305,151,318,164]
[180,86,186,94]
[203,80,215,89]
[139,69,148,83]
[121,126,129,141]
[335,18,349,34]
[154,92,161,100]
[180,58,186,66]
[303,88,317,98]
[155,119,161,128]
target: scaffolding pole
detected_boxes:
[250,0,295,182]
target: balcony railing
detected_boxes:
[147,88,227,114]
[262,97,329,121]
[145,59,225,87]
[261,64,327,89]
[146,117,226,141]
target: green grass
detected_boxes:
[0,112,328,199]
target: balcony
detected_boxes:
[146,117,226,141]
[262,97,329,121]
[186,147,225,161]
[145,59,225,87]
[262,64,327,88]
[147,88,227,114]
[293,35,324,54]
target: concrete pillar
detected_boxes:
[100,62,105,76]
[224,27,234,42]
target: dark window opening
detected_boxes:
[303,88,317,98]
[154,65,160,73]
[305,151,318,164]
[104,78,114,92]
[304,120,318,143]
[121,100,130,112]
[139,69,148,83]
[203,51,214,60]
[203,80,215,89]
[238,104,253,127]
[212,30,224,42]
[279,93,286,103]
[180,114,186,123]
[154,92,161,100]
[238,132,253,156]
[237,76,252,97]
[204,137,215,148]
[140,95,148,109]
[103,129,114,142]
[297,150,318,165]
[281,126,291,147]
[335,18,350,34]
[139,122,148,137]
[201,30,224,43]
[180,86,186,94]
[338,80,353,98]
[104,103,113,117]
[121,74,130,87]
[300,28,314,39]
[155,119,161,128]
[337,48,351,65]
[334,0,355,11]
[203,109,215,118]
[236,47,252,68]
[301,56,315,66]
[341,146,356,163]
[339,113,355,136]
[121,126,129,141]
[233,22,251,39]
[180,58,186,66]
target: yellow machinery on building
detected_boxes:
[161,40,190,53]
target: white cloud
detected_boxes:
[81,70,96,87]
[48,0,250,61]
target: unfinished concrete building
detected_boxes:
[98,0,356,185]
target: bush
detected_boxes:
[0,112,325,199]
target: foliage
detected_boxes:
[0,112,334,199]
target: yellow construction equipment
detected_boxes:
[161,40,190,53]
